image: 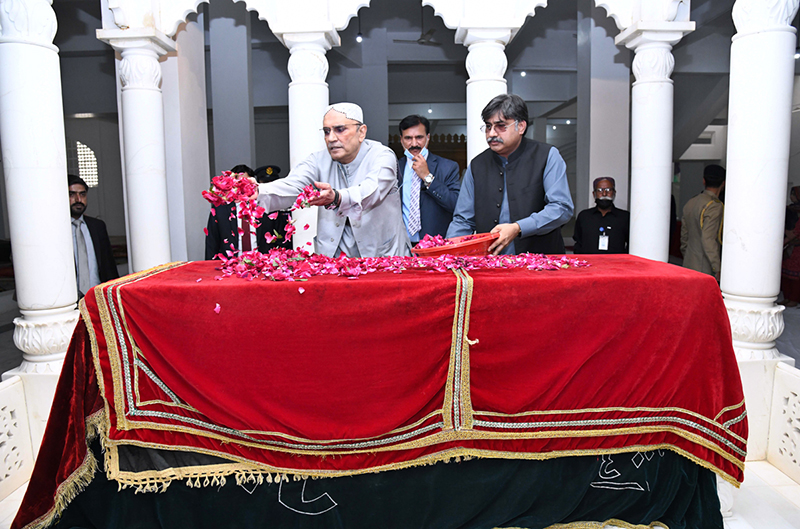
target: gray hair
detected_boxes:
[481,94,529,126]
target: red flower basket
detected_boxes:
[412,232,500,257]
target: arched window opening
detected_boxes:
[67,140,99,187]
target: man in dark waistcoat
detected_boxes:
[446,94,573,255]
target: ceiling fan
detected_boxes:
[393,7,442,46]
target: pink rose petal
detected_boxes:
[214,303,220,314]
[298,287,305,294]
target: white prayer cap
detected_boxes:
[325,102,364,123]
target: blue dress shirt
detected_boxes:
[446,147,573,255]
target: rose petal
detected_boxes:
[298,287,305,294]
[214,303,221,314]
[196,278,202,282]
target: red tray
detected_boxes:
[412,232,500,257]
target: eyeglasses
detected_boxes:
[321,124,362,137]
[480,121,517,133]
[594,188,616,196]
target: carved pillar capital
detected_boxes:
[119,47,162,90]
[465,40,508,83]
[724,294,785,360]
[732,0,800,36]
[631,43,674,85]
[97,28,175,92]
[283,34,331,86]
[0,0,57,49]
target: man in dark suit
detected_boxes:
[397,115,461,244]
[205,165,288,259]
[68,174,119,297]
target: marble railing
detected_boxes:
[768,362,800,483]
[0,377,33,501]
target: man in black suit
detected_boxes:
[205,165,289,259]
[397,115,461,244]
[68,174,119,297]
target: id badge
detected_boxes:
[598,234,609,251]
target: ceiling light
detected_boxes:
[520,71,527,77]
[427,105,433,114]
[566,120,571,125]
[794,51,799,60]
[356,33,363,43]
[357,17,363,43]
[552,125,557,130]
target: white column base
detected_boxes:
[725,294,785,361]
[1,307,79,456]
[738,354,795,461]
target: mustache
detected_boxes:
[487,137,503,144]
[408,146,422,152]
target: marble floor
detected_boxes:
[0,296,798,528]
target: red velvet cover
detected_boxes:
[14,255,747,529]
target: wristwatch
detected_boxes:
[423,173,434,187]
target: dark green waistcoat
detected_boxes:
[472,137,565,254]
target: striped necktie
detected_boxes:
[408,171,421,236]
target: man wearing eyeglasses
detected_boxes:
[397,114,461,243]
[255,102,410,257]
[572,177,630,254]
[447,94,573,255]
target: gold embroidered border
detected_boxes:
[473,411,747,454]
[101,400,746,485]
[542,519,668,529]
[101,436,742,490]
[456,269,474,430]
[499,519,669,529]
[99,417,744,488]
[443,269,465,430]
[477,402,747,445]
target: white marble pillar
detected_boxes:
[0,0,80,453]
[629,41,674,262]
[617,20,691,262]
[464,31,510,163]
[720,0,800,460]
[97,30,175,272]
[284,34,332,251]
